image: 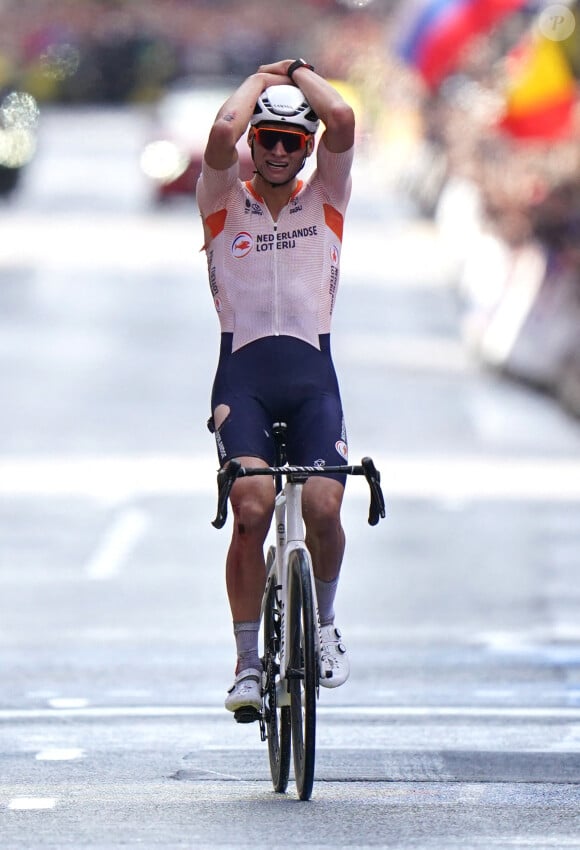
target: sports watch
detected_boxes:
[287,59,315,81]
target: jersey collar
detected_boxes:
[245,180,304,205]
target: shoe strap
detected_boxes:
[234,669,261,685]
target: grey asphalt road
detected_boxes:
[1,105,580,848]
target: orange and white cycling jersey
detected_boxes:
[196,141,353,352]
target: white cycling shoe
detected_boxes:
[225,667,262,713]
[319,624,350,688]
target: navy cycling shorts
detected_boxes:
[209,333,348,482]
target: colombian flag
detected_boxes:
[397,0,527,89]
[499,34,577,140]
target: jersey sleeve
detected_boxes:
[314,140,354,208]
[196,158,239,215]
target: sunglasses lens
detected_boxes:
[256,130,278,150]
[256,129,305,153]
[283,134,303,153]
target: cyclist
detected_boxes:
[196,59,355,714]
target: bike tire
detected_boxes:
[287,548,317,801]
[263,548,291,792]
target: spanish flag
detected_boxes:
[499,34,577,140]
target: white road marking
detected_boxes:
[467,842,580,849]
[7,798,56,810]
[35,748,85,761]
[47,698,89,709]
[1,453,580,501]
[2,705,580,722]
[85,508,147,580]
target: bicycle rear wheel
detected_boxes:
[263,549,291,792]
[287,548,317,801]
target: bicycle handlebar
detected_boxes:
[211,458,386,530]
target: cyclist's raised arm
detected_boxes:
[204,72,290,171]
[257,60,355,154]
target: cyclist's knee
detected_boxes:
[230,480,274,537]
[303,480,343,533]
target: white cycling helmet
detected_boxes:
[250,84,320,134]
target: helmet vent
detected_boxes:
[250,85,320,134]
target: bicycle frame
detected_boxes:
[212,436,386,684]
[262,475,321,701]
[211,427,385,798]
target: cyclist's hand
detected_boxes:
[253,71,291,91]
[257,60,293,80]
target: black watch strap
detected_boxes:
[287,59,315,81]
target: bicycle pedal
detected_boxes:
[233,706,261,724]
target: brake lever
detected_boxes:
[361,457,386,526]
[211,460,242,529]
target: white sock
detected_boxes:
[233,620,261,673]
[315,576,339,627]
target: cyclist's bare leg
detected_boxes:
[225,457,275,623]
[302,477,345,582]
[303,477,349,687]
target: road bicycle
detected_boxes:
[212,422,385,800]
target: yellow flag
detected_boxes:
[504,34,575,116]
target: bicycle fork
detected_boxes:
[273,483,323,701]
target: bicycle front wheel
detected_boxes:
[263,549,291,792]
[287,548,317,801]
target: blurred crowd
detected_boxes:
[1,0,580,419]
[400,7,580,421]
[0,0,393,103]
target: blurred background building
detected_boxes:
[1,0,580,420]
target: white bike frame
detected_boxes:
[211,440,385,697]
[261,476,324,699]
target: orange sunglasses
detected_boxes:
[253,127,309,153]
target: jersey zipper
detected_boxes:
[272,223,279,336]
[250,182,302,338]
[270,183,301,336]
